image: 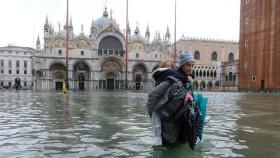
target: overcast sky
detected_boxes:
[0,0,240,48]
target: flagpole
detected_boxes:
[65,0,69,92]
[174,0,177,63]
[125,0,128,90]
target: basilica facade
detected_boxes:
[33,8,172,91]
[0,8,240,91]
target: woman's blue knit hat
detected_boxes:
[179,51,195,68]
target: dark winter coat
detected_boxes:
[146,68,190,145]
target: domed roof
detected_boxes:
[95,7,111,28]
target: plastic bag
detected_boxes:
[193,93,208,140]
[151,112,162,146]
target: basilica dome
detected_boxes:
[95,8,112,28]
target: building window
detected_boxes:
[24,70,27,75]
[81,51,84,56]
[16,60,20,68]
[245,17,249,25]
[1,69,4,74]
[0,60,4,67]
[8,60,12,68]
[16,70,20,74]
[24,61,27,68]
[245,40,249,47]
[155,54,158,58]
[136,53,139,58]
[229,72,233,81]
[194,51,200,60]
[58,50,62,55]
[0,82,3,86]
[228,53,234,62]
[16,51,19,54]
[24,82,27,87]
[9,70,12,74]
[252,75,256,81]
[211,51,218,61]
[24,52,27,55]
[246,0,249,4]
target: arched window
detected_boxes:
[211,51,217,61]
[194,51,200,60]
[228,52,234,62]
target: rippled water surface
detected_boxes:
[0,91,279,158]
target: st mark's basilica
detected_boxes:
[34,8,172,91]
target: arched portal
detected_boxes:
[105,72,117,91]
[49,62,66,90]
[100,58,123,90]
[133,63,148,90]
[73,61,90,90]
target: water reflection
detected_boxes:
[0,91,279,158]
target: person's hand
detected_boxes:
[188,75,193,82]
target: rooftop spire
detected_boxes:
[44,16,49,26]
[165,26,170,40]
[103,7,108,17]
[145,24,150,38]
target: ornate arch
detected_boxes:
[50,36,65,48]
[96,32,125,50]
[100,58,123,73]
[71,60,92,72]
[132,63,148,82]
[99,56,124,72]
[49,62,67,79]
[48,60,66,70]
[74,36,91,49]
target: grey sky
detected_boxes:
[0,0,240,48]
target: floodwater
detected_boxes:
[0,91,279,158]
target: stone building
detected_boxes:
[33,8,172,91]
[175,36,239,91]
[239,0,280,91]
[0,45,34,89]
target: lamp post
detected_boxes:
[65,0,69,92]
[174,0,177,63]
[125,0,128,90]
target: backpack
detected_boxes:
[156,76,189,121]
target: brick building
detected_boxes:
[239,0,280,91]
